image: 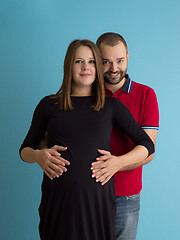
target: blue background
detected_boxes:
[1,0,180,239]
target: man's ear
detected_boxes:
[126,51,129,61]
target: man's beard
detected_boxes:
[104,69,127,85]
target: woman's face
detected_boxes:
[72,46,96,90]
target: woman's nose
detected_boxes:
[82,62,90,70]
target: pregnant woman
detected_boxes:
[19,39,154,240]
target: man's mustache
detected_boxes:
[105,71,120,74]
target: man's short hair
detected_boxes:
[96,32,128,52]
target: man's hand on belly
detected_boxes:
[91,149,119,185]
[36,145,70,180]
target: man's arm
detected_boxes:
[20,145,70,180]
[91,129,157,185]
[91,145,150,185]
[118,128,158,170]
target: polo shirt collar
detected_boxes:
[122,74,133,93]
[105,74,133,94]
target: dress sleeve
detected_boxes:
[112,98,154,156]
[19,97,49,157]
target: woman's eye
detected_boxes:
[75,60,82,63]
[89,60,95,64]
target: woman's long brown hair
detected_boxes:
[53,39,105,111]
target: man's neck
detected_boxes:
[105,77,127,94]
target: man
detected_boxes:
[91,32,159,240]
[37,33,159,240]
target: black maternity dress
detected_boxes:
[20,96,154,240]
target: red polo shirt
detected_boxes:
[106,75,159,196]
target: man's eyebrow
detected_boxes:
[102,57,125,61]
[102,58,110,61]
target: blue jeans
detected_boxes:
[115,193,140,240]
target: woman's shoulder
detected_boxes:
[104,96,130,115]
[39,95,57,103]
[36,95,57,109]
[105,96,124,106]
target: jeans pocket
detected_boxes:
[126,193,140,201]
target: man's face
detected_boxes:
[99,42,129,85]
